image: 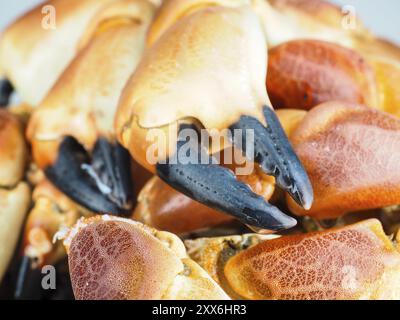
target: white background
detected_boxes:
[0,0,399,43]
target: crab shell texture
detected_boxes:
[23,180,83,267]
[286,102,400,220]
[116,4,270,172]
[226,219,400,300]
[27,0,155,168]
[0,0,127,106]
[61,216,230,300]
[188,219,400,300]
[267,40,379,111]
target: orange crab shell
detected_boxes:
[224,219,400,300]
[267,40,378,110]
[0,109,28,187]
[287,102,400,219]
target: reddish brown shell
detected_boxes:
[267,40,378,110]
[287,101,400,219]
[68,218,182,299]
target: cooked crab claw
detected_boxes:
[230,106,313,210]
[45,136,133,216]
[156,124,297,232]
[186,219,400,300]
[287,102,400,219]
[0,78,13,107]
[59,215,229,300]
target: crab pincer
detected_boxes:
[116,3,313,231]
[27,0,156,216]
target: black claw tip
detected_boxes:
[230,106,313,210]
[45,136,133,215]
[156,125,297,231]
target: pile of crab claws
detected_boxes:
[286,102,400,220]
[57,215,230,300]
[2,0,400,301]
[185,219,400,300]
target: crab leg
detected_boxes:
[45,136,133,216]
[230,106,313,210]
[156,125,297,231]
[0,78,13,107]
